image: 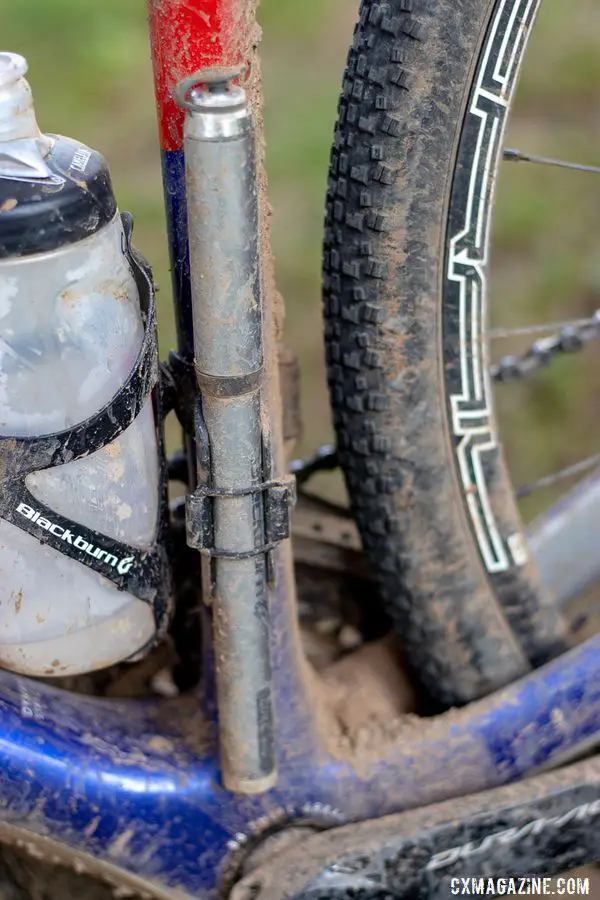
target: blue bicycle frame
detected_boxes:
[1,2,600,897]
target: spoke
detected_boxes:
[517,453,600,499]
[503,148,600,175]
[489,319,592,339]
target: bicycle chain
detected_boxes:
[491,312,600,382]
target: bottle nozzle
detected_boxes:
[0,52,28,88]
[0,51,52,179]
[0,51,43,143]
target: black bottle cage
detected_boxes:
[0,213,172,638]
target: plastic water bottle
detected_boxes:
[0,52,161,677]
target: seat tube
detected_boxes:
[146,0,316,791]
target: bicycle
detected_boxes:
[1,0,600,898]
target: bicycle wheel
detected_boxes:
[323,0,572,706]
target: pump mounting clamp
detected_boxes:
[185,476,296,559]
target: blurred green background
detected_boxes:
[2,0,599,523]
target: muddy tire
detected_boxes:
[323,0,570,706]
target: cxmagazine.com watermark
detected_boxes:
[449,876,590,896]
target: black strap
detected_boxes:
[0,214,171,622]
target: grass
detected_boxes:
[2,0,599,522]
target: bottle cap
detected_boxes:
[0,53,117,258]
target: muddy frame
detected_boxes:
[0,1,599,897]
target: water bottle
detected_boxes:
[0,52,168,677]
